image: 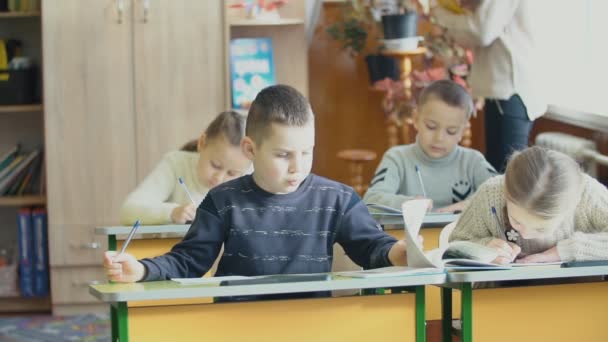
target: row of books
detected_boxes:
[1,0,40,12]
[0,145,45,196]
[17,206,48,297]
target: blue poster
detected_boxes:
[230,38,276,110]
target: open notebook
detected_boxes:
[367,203,460,226]
[401,200,560,270]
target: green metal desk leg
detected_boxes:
[108,234,120,341]
[460,283,473,342]
[415,285,426,342]
[441,286,452,342]
[108,235,117,251]
[111,304,118,342]
[113,302,128,342]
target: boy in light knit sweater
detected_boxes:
[104,85,411,287]
[450,146,608,264]
[364,80,496,213]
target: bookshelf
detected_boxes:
[0,11,40,18]
[223,0,309,110]
[228,18,305,26]
[0,9,48,311]
[0,104,43,113]
[0,296,51,312]
[0,195,46,206]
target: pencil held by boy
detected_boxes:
[119,111,252,225]
[450,146,608,264]
[363,80,496,213]
[104,85,412,284]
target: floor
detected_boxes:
[0,313,110,342]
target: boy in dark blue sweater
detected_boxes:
[103,85,410,283]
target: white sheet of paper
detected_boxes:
[401,199,431,240]
[401,199,439,268]
[171,276,252,285]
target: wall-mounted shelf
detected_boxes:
[229,18,304,26]
[0,11,41,18]
[0,296,51,312]
[0,195,46,207]
[0,104,43,113]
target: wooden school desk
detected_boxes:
[90,271,445,342]
[374,213,461,321]
[441,265,608,342]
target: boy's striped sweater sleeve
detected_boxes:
[336,192,397,269]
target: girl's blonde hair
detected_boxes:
[504,146,584,219]
[179,111,246,152]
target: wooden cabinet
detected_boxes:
[133,1,225,177]
[42,0,224,314]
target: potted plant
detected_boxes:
[376,0,420,39]
[326,0,401,83]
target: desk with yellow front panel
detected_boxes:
[95,225,445,342]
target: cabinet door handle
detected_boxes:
[116,0,125,24]
[72,280,102,287]
[142,0,150,23]
[71,242,101,250]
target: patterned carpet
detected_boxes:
[0,314,110,342]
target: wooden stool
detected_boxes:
[337,149,377,196]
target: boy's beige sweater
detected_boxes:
[449,175,608,261]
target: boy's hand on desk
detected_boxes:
[436,200,469,213]
[411,196,434,210]
[388,236,424,266]
[486,238,521,264]
[104,251,145,283]
[516,246,560,264]
[171,204,196,224]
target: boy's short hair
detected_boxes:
[417,80,475,119]
[246,85,313,144]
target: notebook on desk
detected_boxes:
[172,274,331,286]
[220,274,331,286]
[367,203,460,226]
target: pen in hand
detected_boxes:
[415,165,427,198]
[118,219,141,256]
[178,177,197,205]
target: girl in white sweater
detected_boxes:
[450,146,608,264]
[120,111,252,225]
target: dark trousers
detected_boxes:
[484,94,534,172]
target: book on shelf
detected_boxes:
[0,145,19,172]
[229,37,276,110]
[0,147,43,196]
[17,207,34,297]
[16,206,48,297]
[31,207,48,296]
[401,200,557,270]
[7,0,40,12]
